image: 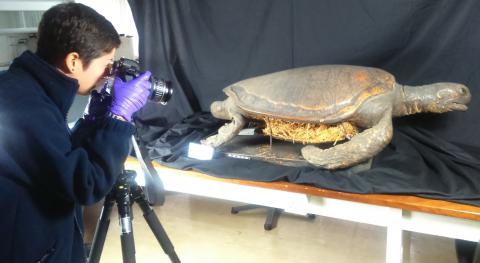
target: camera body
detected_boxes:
[111,58,172,105]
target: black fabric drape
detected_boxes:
[129,0,480,205]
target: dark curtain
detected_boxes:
[128,0,480,205]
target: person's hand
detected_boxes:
[110,71,151,121]
[84,89,112,121]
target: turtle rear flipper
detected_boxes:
[301,108,393,169]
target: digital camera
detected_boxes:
[110,57,172,105]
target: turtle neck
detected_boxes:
[9,51,79,117]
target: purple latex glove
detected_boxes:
[110,71,152,121]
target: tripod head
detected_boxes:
[117,169,137,186]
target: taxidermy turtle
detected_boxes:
[201,65,471,169]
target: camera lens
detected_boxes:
[149,77,173,105]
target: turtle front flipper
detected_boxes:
[301,108,393,169]
[201,99,246,147]
[201,114,246,147]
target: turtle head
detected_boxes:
[425,83,471,113]
[400,83,471,115]
[210,100,230,120]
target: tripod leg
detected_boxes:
[88,195,115,263]
[141,201,181,263]
[119,215,136,263]
[116,179,137,263]
[132,185,181,263]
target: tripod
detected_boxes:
[87,169,180,263]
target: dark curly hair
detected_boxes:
[36,3,120,68]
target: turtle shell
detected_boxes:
[225,65,396,123]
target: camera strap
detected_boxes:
[131,136,166,206]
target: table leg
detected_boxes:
[386,208,403,263]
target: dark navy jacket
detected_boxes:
[0,51,135,262]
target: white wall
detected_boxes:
[75,0,139,59]
[0,0,138,71]
[0,0,62,70]
[0,34,35,69]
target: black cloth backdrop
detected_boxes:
[128,0,480,205]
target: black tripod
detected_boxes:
[87,168,180,263]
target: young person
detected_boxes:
[0,3,151,262]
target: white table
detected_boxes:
[125,157,480,263]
